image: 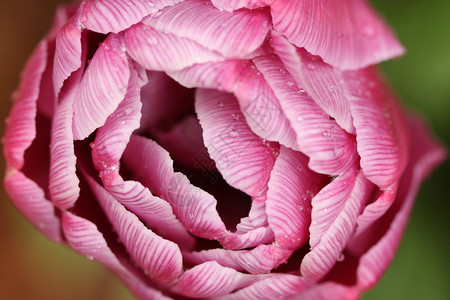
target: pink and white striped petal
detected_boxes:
[211,0,273,11]
[53,19,82,97]
[196,89,276,197]
[270,32,355,134]
[219,274,310,300]
[61,212,172,300]
[293,282,358,300]
[219,226,274,250]
[308,169,368,249]
[122,135,227,239]
[253,53,358,175]
[171,261,261,298]
[186,243,293,274]
[266,146,323,250]
[4,171,62,243]
[78,0,183,34]
[72,34,130,140]
[301,171,373,280]
[343,67,410,189]
[233,62,298,150]
[235,196,269,233]
[124,23,225,72]
[99,172,195,249]
[49,71,81,209]
[271,0,405,70]
[356,116,446,291]
[91,64,146,171]
[85,174,183,283]
[143,0,270,58]
[3,41,47,170]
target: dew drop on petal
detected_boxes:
[217,101,224,108]
[337,253,345,262]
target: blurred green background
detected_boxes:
[0,0,448,299]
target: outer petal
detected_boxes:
[266,146,323,249]
[171,261,260,298]
[122,135,227,239]
[293,282,358,300]
[196,89,276,197]
[3,41,47,170]
[61,212,172,300]
[253,53,358,175]
[78,0,183,34]
[271,0,405,70]
[72,34,130,140]
[355,116,446,291]
[301,170,373,280]
[85,173,183,283]
[4,171,62,243]
[49,70,81,209]
[143,0,270,58]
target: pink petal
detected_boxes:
[78,0,183,34]
[195,89,276,197]
[91,64,146,170]
[253,53,358,175]
[345,67,410,189]
[271,0,405,70]
[352,188,397,239]
[4,171,62,243]
[301,170,372,280]
[167,59,246,91]
[266,146,323,249]
[270,32,355,134]
[171,261,260,298]
[219,274,309,300]
[143,0,270,58]
[100,172,195,249]
[53,19,82,97]
[49,71,81,209]
[61,212,172,300]
[309,169,368,249]
[233,62,298,150]
[186,243,293,274]
[47,3,79,39]
[3,41,47,170]
[219,226,274,250]
[236,196,269,233]
[72,34,130,140]
[84,173,183,282]
[122,135,227,239]
[294,282,358,300]
[356,116,446,291]
[124,23,225,72]
[211,0,272,11]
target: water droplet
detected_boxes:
[231,113,240,120]
[124,108,132,115]
[120,120,126,125]
[217,101,224,108]
[298,204,304,211]
[337,253,345,262]
[90,142,96,148]
[329,85,338,93]
[38,223,46,229]
[298,88,305,94]
[271,148,280,157]
[286,81,294,87]
[189,213,194,219]
[307,63,316,70]
[87,255,94,261]
[296,115,303,121]
[279,68,286,74]
[228,128,238,137]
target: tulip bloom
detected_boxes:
[3,0,446,299]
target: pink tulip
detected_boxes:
[3,1,446,299]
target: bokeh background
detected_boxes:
[1,0,449,299]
